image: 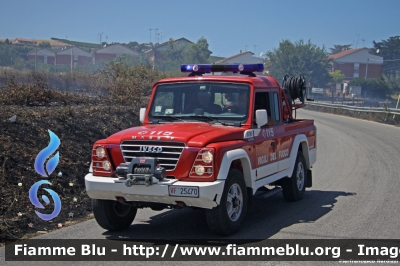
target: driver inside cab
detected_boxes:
[225,92,275,126]
[185,91,222,114]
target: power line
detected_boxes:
[368,57,400,62]
[383,65,400,71]
[11,49,28,55]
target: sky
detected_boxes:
[1,0,399,58]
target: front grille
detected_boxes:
[120,141,185,171]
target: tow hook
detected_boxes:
[125,179,134,187]
[125,175,154,187]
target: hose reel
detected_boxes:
[281,75,307,104]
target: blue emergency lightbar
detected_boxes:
[181,63,264,73]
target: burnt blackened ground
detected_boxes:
[0,104,140,242]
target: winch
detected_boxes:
[115,157,166,187]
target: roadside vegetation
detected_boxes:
[0,63,163,242]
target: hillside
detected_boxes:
[0,65,163,242]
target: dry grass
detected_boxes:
[0,65,163,241]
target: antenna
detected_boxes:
[149,28,157,43]
[98,32,103,44]
[254,44,257,54]
[157,31,163,44]
[355,34,360,48]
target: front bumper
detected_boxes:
[85,173,225,209]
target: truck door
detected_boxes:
[253,91,279,180]
[270,90,290,172]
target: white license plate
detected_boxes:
[168,186,199,198]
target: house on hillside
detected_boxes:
[27,49,55,65]
[215,51,263,65]
[329,48,383,79]
[14,38,37,46]
[209,55,225,63]
[212,51,264,75]
[145,37,193,64]
[55,46,92,66]
[93,44,140,63]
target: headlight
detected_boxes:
[96,146,105,159]
[102,161,111,171]
[202,150,213,164]
[194,165,205,176]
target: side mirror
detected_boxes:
[255,109,268,128]
[139,108,146,123]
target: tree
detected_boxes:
[39,42,51,49]
[0,44,30,66]
[156,38,186,72]
[372,36,400,81]
[5,38,10,44]
[185,37,212,64]
[329,44,352,55]
[348,77,390,98]
[265,39,332,87]
[330,70,345,83]
[164,38,186,62]
[125,41,139,51]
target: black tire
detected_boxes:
[282,151,307,201]
[205,169,248,235]
[92,199,137,231]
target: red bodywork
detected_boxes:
[92,75,316,182]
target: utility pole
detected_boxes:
[149,28,157,43]
[35,45,37,71]
[156,31,163,44]
[98,32,103,44]
[70,45,73,73]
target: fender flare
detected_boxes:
[216,149,252,188]
[286,134,310,177]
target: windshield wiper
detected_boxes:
[188,115,231,125]
[152,115,186,122]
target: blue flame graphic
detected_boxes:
[29,180,62,221]
[34,130,60,177]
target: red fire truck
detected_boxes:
[85,64,317,235]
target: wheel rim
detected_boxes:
[296,161,305,191]
[112,201,131,217]
[226,183,243,222]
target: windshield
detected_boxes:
[149,82,250,124]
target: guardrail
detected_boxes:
[305,102,400,116]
